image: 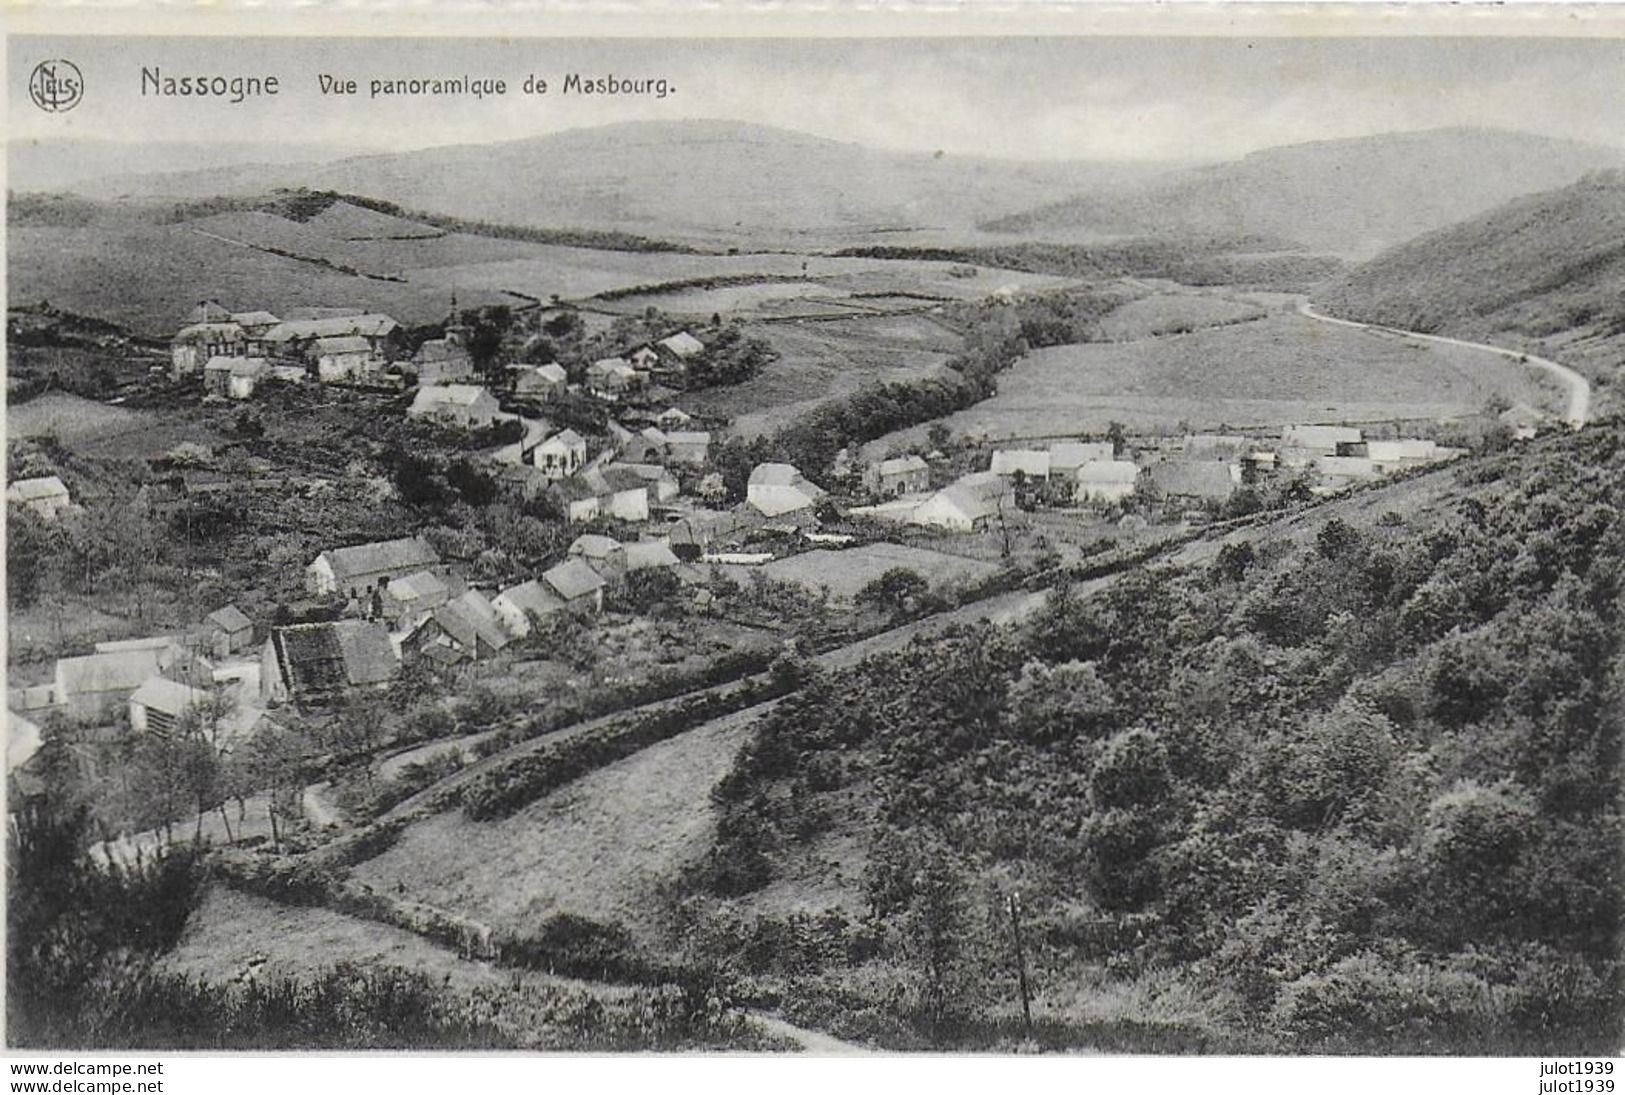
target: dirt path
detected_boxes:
[1298,300,1591,428]
[748,1013,875,1055]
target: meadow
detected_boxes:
[749,543,1000,602]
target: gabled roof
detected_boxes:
[415,338,471,364]
[1283,424,1362,448]
[657,331,706,358]
[569,533,624,559]
[990,449,1051,477]
[1366,439,1439,461]
[387,569,449,603]
[585,466,651,495]
[129,675,208,717]
[657,407,693,425]
[1076,459,1141,484]
[229,358,271,378]
[1049,441,1115,470]
[174,322,245,342]
[1182,434,1251,461]
[610,462,676,484]
[876,455,929,477]
[411,384,493,410]
[665,430,711,446]
[588,357,637,380]
[495,578,564,619]
[926,474,1010,522]
[544,558,607,601]
[7,476,69,502]
[203,355,240,373]
[430,591,511,653]
[749,462,814,488]
[535,363,568,383]
[626,540,680,571]
[57,649,162,696]
[314,537,440,584]
[263,314,399,343]
[7,711,42,774]
[314,335,372,355]
[270,620,399,701]
[1148,461,1236,500]
[230,310,281,327]
[539,428,586,452]
[207,604,252,633]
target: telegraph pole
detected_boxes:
[1009,891,1033,1038]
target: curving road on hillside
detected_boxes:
[1296,300,1591,428]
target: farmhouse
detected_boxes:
[866,455,930,498]
[1283,424,1363,457]
[990,449,1052,479]
[414,337,475,385]
[587,357,642,400]
[171,321,246,379]
[625,539,681,572]
[665,430,712,466]
[584,466,653,522]
[313,336,377,382]
[542,558,607,613]
[205,604,255,658]
[7,475,72,520]
[261,620,400,708]
[511,362,566,399]
[1148,460,1239,502]
[382,569,452,626]
[1317,455,1378,489]
[658,331,706,360]
[55,648,163,722]
[535,428,588,480]
[910,473,1012,533]
[491,579,563,638]
[1049,441,1116,477]
[404,591,511,665]
[609,462,681,503]
[409,384,501,428]
[263,314,401,360]
[230,310,281,338]
[307,537,442,600]
[205,356,271,399]
[551,478,602,524]
[128,675,209,737]
[748,463,825,517]
[568,533,628,579]
[1183,434,1253,462]
[1366,439,1441,473]
[1074,460,1141,504]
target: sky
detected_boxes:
[10,33,1625,173]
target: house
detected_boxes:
[409,384,501,428]
[747,463,825,517]
[1317,455,1378,489]
[910,472,1013,533]
[7,476,72,520]
[1074,460,1141,504]
[669,508,745,550]
[665,431,712,466]
[568,533,628,579]
[1282,424,1363,456]
[203,355,238,397]
[413,337,475,385]
[990,449,1051,479]
[584,466,652,522]
[1049,441,1116,477]
[656,407,694,430]
[205,604,255,659]
[535,428,588,480]
[381,570,452,626]
[404,591,511,665]
[551,477,603,524]
[307,537,441,600]
[313,335,378,382]
[1366,439,1441,473]
[610,462,681,503]
[865,455,930,498]
[262,314,401,361]
[128,676,210,736]
[1148,460,1239,502]
[1183,434,1253,462]
[625,539,681,572]
[587,357,641,400]
[261,620,399,707]
[658,331,706,361]
[511,362,566,399]
[55,648,162,721]
[230,310,281,339]
[204,356,270,399]
[492,579,564,638]
[171,321,246,379]
[542,558,606,613]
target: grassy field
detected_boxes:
[1096,291,1267,341]
[7,391,150,442]
[744,543,1001,602]
[351,707,765,943]
[875,311,1562,446]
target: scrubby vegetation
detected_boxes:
[693,419,1625,1052]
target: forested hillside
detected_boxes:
[1317,171,1625,393]
[690,420,1625,1052]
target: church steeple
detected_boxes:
[445,291,471,349]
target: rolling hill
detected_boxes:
[53,119,1172,248]
[984,128,1625,257]
[1314,169,1625,400]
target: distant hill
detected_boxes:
[1314,169,1625,394]
[984,128,1625,257]
[55,119,1170,248]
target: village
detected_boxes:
[7,282,1527,856]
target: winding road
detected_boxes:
[1296,300,1591,428]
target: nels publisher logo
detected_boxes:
[29,59,83,112]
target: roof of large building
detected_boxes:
[411,384,494,411]
[230,310,281,328]
[540,428,586,451]
[1182,434,1252,461]
[7,475,69,502]
[658,331,706,358]
[875,454,929,477]
[429,591,511,653]
[386,569,450,604]
[1366,439,1439,461]
[263,314,399,343]
[922,475,1010,523]
[129,675,208,716]
[313,537,440,584]
[495,578,565,619]
[1049,441,1115,470]
[625,540,681,571]
[544,558,607,601]
[1076,459,1142,485]
[569,533,624,559]
[269,620,399,700]
[207,604,253,633]
[1148,460,1237,500]
[57,649,162,697]
[665,430,711,447]
[749,462,815,488]
[314,335,373,355]
[174,322,245,343]
[990,449,1052,477]
[1284,424,1363,448]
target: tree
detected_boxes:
[856,567,930,617]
